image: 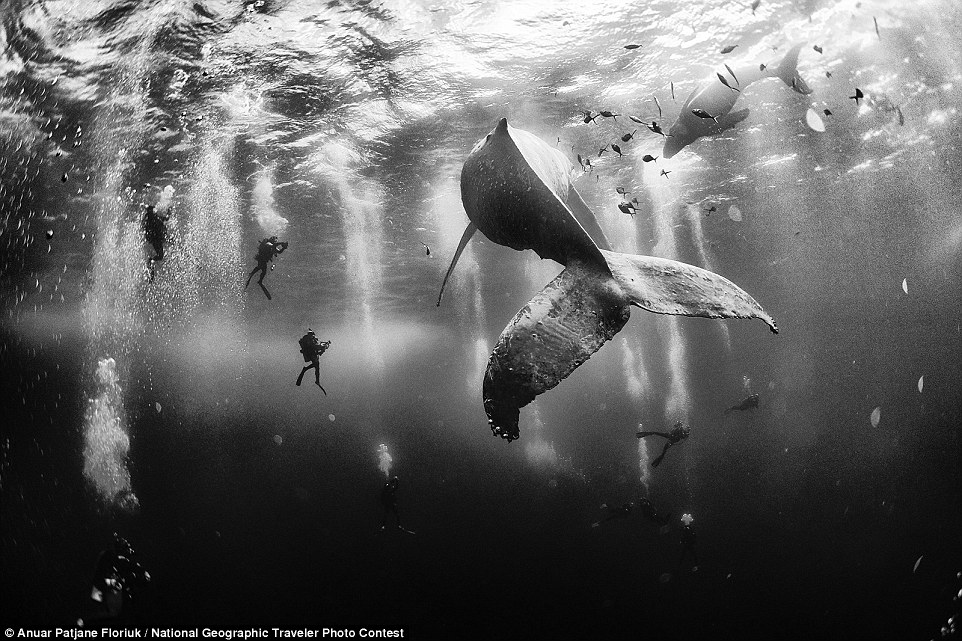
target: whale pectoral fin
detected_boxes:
[718,108,750,131]
[706,108,750,135]
[436,222,477,306]
[565,184,612,251]
[601,250,778,333]
[483,261,630,441]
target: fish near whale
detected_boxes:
[664,43,813,158]
[439,118,777,442]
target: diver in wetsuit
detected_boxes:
[637,497,671,527]
[296,330,330,393]
[380,476,415,534]
[592,502,634,527]
[142,204,171,271]
[637,421,691,468]
[84,533,151,625]
[245,236,288,300]
[725,393,760,415]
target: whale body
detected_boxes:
[664,44,813,158]
[440,118,777,441]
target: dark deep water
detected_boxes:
[2,0,961,639]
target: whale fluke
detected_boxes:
[600,250,777,333]
[483,259,629,441]
[449,119,777,441]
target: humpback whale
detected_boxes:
[664,44,813,158]
[439,118,777,442]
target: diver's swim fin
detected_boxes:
[437,222,476,306]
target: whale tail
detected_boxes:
[774,43,812,95]
[482,251,778,441]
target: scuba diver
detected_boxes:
[380,476,415,534]
[725,393,760,415]
[142,204,171,274]
[296,330,331,393]
[637,421,691,468]
[636,497,671,527]
[679,514,698,569]
[245,235,288,300]
[591,501,634,528]
[83,532,151,625]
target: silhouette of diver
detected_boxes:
[725,393,759,415]
[637,421,691,467]
[679,520,699,569]
[591,501,633,527]
[245,236,288,300]
[637,497,671,527]
[296,330,330,393]
[380,476,415,534]
[84,532,151,625]
[142,204,171,274]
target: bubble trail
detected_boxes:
[82,357,134,507]
[377,443,393,479]
[251,162,289,235]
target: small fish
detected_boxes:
[825,71,832,78]
[874,16,880,39]
[598,145,609,157]
[691,108,717,121]
[751,0,761,13]
[653,96,662,118]
[813,45,823,54]
[896,106,904,125]
[624,44,641,50]
[45,229,54,239]
[642,154,658,163]
[849,88,864,105]
[598,111,620,119]
[618,203,636,216]
[616,186,628,195]
[61,173,67,182]
[582,111,598,124]
[823,108,833,116]
[704,205,716,215]
[628,115,646,124]
[576,153,585,169]
[725,63,739,86]
[717,72,740,92]
[648,121,666,136]
[611,144,623,156]
[420,242,431,257]
[720,45,738,54]
[621,130,637,142]
[759,63,767,71]
[671,81,675,100]
[660,169,671,178]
